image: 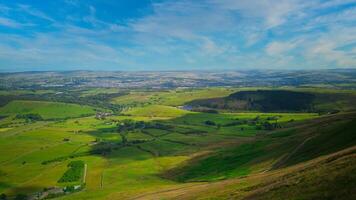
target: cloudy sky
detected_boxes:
[0,0,356,71]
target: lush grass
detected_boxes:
[111,91,161,105]
[166,141,269,182]
[156,88,237,106]
[0,90,54,96]
[164,113,356,183]
[0,121,93,196]
[125,105,190,118]
[281,118,356,167]
[158,146,356,200]
[112,88,237,106]
[80,88,121,97]
[0,102,320,199]
[0,100,95,119]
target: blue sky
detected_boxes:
[0,0,356,71]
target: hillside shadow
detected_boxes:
[4,185,43,198]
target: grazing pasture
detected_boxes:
[111,88,237,107]
[0,87,354,200]
[0,100,95,120]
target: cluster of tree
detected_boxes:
[222,120,247,127]
[0,193,30,200]
[205,120,216,126]
[90,142,115,155]
[15,113,43,121]
[0,193,28,200]
[256,121,281,130]
[116,120,174,145]
[188,90,316,112]
[191,108,219,114]
[117,120,146,132]
[0,194,6,200]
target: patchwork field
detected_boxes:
[0,87,355,200]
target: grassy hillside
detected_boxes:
[163,112,356,182]
[276,118,356,168]
[243,147,356,200]
[0,100,95,119]
[134,113,356,200]
[136,146,356,200]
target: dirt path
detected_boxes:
[269,116,336,171]
[100,172,104,189]
[270,134,315,170]
[83,163,88,184]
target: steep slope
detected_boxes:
[134,146,355,200]
[163,113,356,182]
[135,112,356,199]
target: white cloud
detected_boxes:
[130,1,236,39]
[312,6,356,25]
[1,0,356,70]
[17,4,55,22]
[64,0,80,7]
[0,4,10,13]
[0,17,23,28]
[266,41,298,56]
[0,32,123,70]
[301,26,356,67]
[319,0,356,8]
[210,0,304,28]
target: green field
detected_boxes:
[0,100,96,120]
[124,105,190,118]
[0,87,355,200]
[111,88,237,106]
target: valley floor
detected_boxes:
[0,88,355,200]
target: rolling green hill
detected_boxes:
[0,100,95,120]
[0,88,355,200]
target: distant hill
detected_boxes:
[188,90,315,112]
